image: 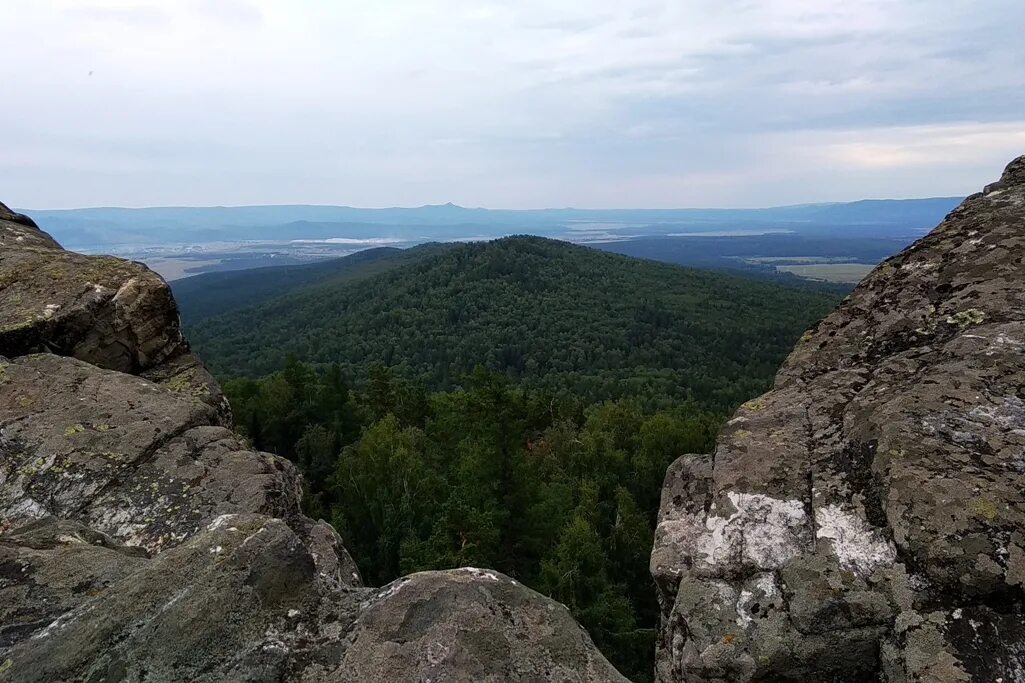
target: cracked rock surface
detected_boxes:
[0,210,626,681]
[651,156,1025,682]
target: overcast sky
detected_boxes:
[3,0,1024,209]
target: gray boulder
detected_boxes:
[333,568,629,682]
[651,156,1025,681]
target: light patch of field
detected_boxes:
[776,263,875,283]
[746,256,855,264]
[144,258,223,281]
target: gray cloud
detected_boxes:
[1,0,1023,209]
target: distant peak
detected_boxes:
[419,202,465,210]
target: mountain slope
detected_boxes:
[172,242,452,325]
[188,236,841,411]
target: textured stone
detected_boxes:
[0,518,147,651]
[652,157,1025,681]
[0,210,227,421]
[334,568,629,682]
[0,514,348,682]
[0,354,303,551]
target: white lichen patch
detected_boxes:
[6,497,47,521]
[654,492,810,576]
[699,492,809,571]
[901,260,937,273]
[32,603,95,640]
[735,573,779,628]
[994,333,1024,350]
[87,508,149,548]
[458,566,502,582]
[207,513,240,531]
[261,639,289,654]
[426,641,450,665]
[362,577,410,609]
[969,396,1025,431]
[41,304,60,320]
[656,490,807,574]
[815,504,896,576]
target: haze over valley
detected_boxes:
[25,195,961,284]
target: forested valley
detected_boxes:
[187,237,844,680]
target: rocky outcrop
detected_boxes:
[652,156,1025,681]
[0,208,626,681]
[0,207,229,424]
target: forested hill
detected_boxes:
[172,242,453,324]
[187,236,841,411]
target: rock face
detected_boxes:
[652,156,1025,682]
[0,209,626,681]
[0,205,229,424]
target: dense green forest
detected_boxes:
[188,237,841,412]
[186,237,843,680]
[172,242,452,324]
[225,361,721,681]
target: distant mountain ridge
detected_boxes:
[24,197,963,248]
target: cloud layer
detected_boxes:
[3,0,1023,208]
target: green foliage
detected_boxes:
[224,363,722,681]
[191,236,840,412]
[172,243,453,325]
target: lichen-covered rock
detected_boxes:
[0,518,147,650]
[139,351,231,426]
[652,156,1025,682]
[302,518,364,591]
[0,201,59,250]
[0,354,304,551]
[0,201,627,681]
[0,207,227,421]
[0,246,183,373]
[0,514,360,682]
[0,514,624,683]
[333,568,630,682]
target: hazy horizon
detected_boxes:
[18,194,967,213]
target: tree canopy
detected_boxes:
[188,236,840,412]
[225,364,721,681]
